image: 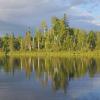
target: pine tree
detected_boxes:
[2,34,9,54]
[87,31,96,51]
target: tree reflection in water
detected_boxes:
[0,56,99,93]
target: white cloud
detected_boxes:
[0,0,99,32]
[0,0,67,20]
[89,20,100,26]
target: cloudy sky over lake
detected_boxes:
[0,0,100,33]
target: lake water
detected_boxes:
[0,56,100,100]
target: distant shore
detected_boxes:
[0,51,100,58]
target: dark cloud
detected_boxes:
[0,20,26,33]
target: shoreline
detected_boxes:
[0,51,100,58]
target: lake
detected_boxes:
[0,56,100,100]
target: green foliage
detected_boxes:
[24,30,32,51]
[2,34,10,54]
[87,31,96,51]
[95,32,100,50]
[34,28,42,50]
[9,33,15,52]
[14,38,20,50]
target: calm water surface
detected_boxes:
[0,56,100,100]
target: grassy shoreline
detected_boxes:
[0,51,100,58]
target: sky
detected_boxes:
[0,0,100,33]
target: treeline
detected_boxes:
[0,14,100,54]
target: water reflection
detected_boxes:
[0,56,99,93]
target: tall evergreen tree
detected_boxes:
[87,31,96,51]
[2,34,9,54]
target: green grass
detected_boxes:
[0,50,99,58]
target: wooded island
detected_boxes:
[0,14,100,56]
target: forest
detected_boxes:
[0,14,100,55]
